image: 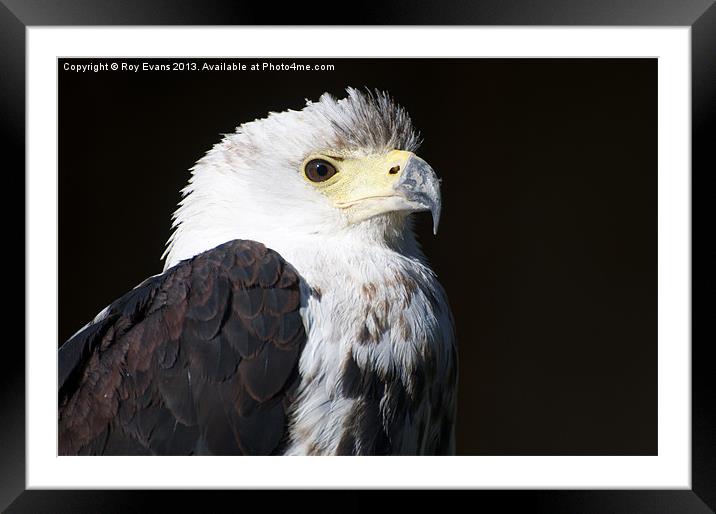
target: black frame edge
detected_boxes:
[1,0,715,26]
[0,1,26,512]
[692,0,716,511]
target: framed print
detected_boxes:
[5,0,715,511]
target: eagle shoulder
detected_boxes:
[58,239,305,455]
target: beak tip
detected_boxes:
[431,201,441,236]
[396,154,442,236]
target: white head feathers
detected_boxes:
[162,88,423,270]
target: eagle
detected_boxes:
[58,88,457,456]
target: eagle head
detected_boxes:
[163,87,441,270]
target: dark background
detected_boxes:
[59,58,657,455]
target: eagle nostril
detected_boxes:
[389,166,400,175]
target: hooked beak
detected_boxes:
[394,154,442,235]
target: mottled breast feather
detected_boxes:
[58,239,305,455]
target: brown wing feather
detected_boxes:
[58,239,305,455]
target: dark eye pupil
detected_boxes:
[305,159,337,182]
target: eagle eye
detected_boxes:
[305,159,338,182]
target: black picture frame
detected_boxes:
[5,1,714,512]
